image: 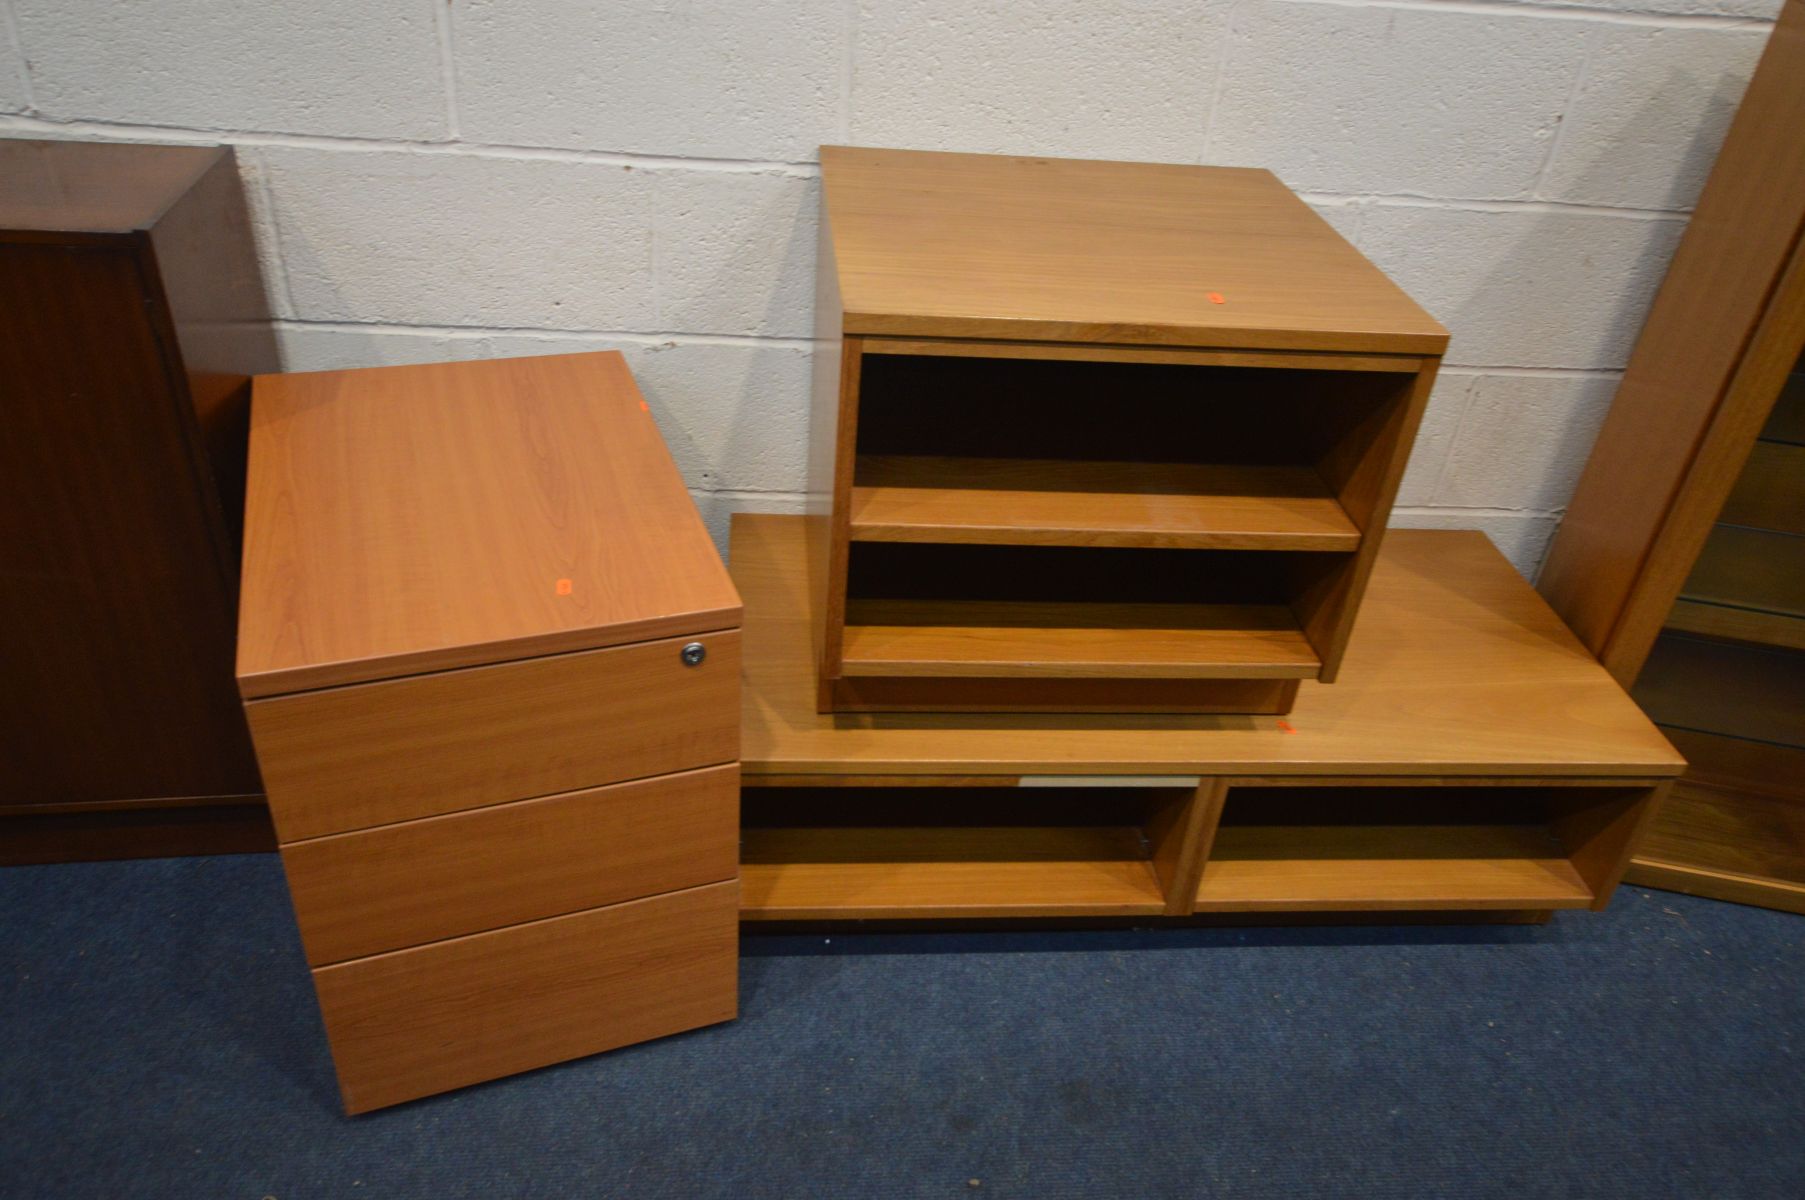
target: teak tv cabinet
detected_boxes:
[809,147,1449,714]
[733,514,1684,923]
[237,353,743,1113]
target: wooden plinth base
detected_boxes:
[825,675,1298,714]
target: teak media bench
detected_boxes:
[734,515,1685,923]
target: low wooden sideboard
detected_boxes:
[236,352,743,1113]
[732,515,1684,923]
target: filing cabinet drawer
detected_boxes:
[313,880,739,1114]
[282,763,740,965]
[248,631,739,842]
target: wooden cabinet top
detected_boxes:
[237,352,740,697]
[0,138,227,234]
[819,146,1447,356]
[732,515,1683,778]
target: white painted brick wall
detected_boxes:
[1210,5,1586,199]
[455,0,845,161]
[11,1,447,139]
[849,1,1230,161]
[0,0,1778,580]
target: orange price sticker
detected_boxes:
[555,578,573,596]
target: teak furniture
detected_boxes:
[236,353,743,1113]
[1539,0,1805,914]
[734,514,1682,922]
[808,147,1448,714]
[0,137,279,865]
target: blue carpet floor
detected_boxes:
[1,854,1801,1199]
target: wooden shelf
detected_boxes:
[1666,598,1805,651]
[1681,525,1805,621]
[739,826,1167,919]
[1636,633,1805,748]
[849,457,1361,551]
[839,598,1321,679]
[1194,825,1596,911]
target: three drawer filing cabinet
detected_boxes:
[236,352,743,1113]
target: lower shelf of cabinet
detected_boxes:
[1194,824,1596,912]
[737,821,1601,919]
[739,825,1168,920]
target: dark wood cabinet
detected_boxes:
[0,138,278,862]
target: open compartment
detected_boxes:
[1193,782,1659,912]
[819,342,1430,706]
[850,349,1415,551]
[840,541,1337,680]
[739,782,1197,919]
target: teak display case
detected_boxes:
[809,147,1449,714]
[1539,1,1805,914]
[734,514,1683,923]
[236,353,743,1113]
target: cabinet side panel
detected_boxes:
[0,239,261,806]
[1538,3,1805,668]
[810,203,861,706]
[144,150,279,557]
[1296,363,1437,680]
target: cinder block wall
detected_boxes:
[0,0,1778,576]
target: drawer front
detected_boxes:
[283,763,739,966]
[312,880,739,1114]
[248,630,739,841]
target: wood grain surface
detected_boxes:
[1718,440,1805,535]
[2,203,262,811]
[818,146,1447,353]
[826,675,1299,715]
[1538,2,1805,679]
[238,352,741,696]
[282,764,739,965]
[1193,824,1595,911]
[739,826,1165,919]
[1635,633,1805,748]
[840,598,1321,678]
[733,514,1684,777]
[1679,525,1805,618]
[250,631,739,842]
[313,881,738,1114]
[849,457,1361,550]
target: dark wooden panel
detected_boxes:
[144,151,279,551]
[1718,440,1805,535]
[1636,634,1805,748]
[0,238,261,808]
[0,804,274,866]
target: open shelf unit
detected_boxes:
[810,148,1447,713]
[738,776,1662,921]
[740,783,1181,919]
